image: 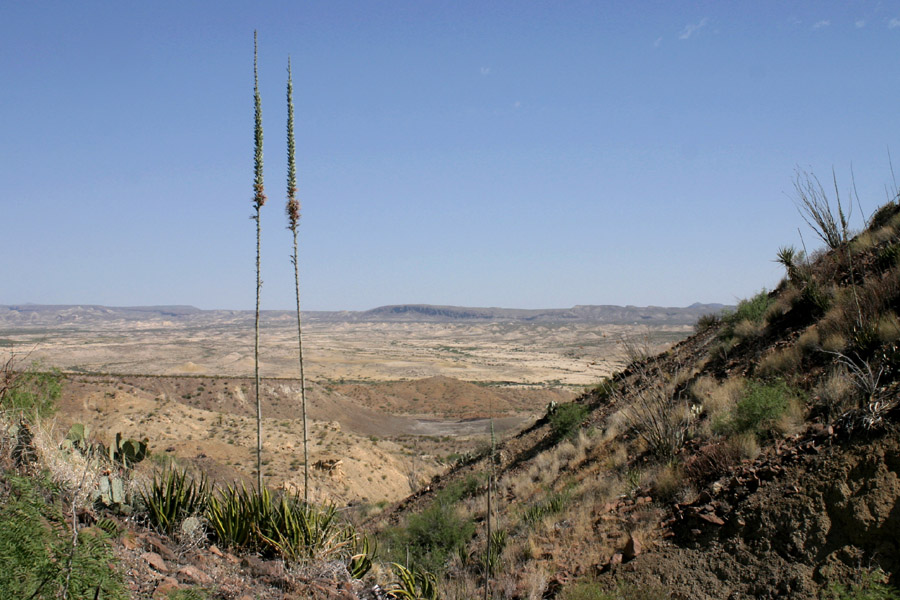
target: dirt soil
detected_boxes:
[602,430,900,599]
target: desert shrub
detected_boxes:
[695,312,721,333]
[682,441,742,486]
[720,290,773,340]
[715,380,799,440]
[389,497,475,574]
[549,402,589,442]
[624,368,694,459]
[0,362,61,421]
[868,201,900,231]
[730,289,773,325]
[0,472,127,599]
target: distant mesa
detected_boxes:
[0,302,731,327]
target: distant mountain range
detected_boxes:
[0,302,730,327]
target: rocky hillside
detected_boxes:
[374,199,900,599]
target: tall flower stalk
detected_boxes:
[252,30,267,491]
[285,57,311,504]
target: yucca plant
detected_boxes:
[142,467,210,536]
[285,56,311,503]
[251,30,267,491]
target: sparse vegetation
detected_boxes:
[548,401,589,441]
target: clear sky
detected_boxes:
[2,1,899,311]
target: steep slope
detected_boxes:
[376,201,900,599]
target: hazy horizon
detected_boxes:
[3,2,899,311]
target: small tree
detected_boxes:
[252,30,267,491]
[285,57,311,503]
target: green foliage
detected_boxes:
[386,490,476,575]
[387,563,438,600]
[106,431,149,468]
[437,473,484,504]
[522,489,571,526]
[143,467,210,536]
[0,363,61,420]
[727,290,773,326]
[548,401,589,441]
[0,472,127,599]
[718,290,774,341]
[715,380,796,439]
[823,569,900,600]
[207,484,267,550]
[349,534,377,579]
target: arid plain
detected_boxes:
[1,303,716,505]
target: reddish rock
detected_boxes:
[145,536,177,562]
[610,552,624,566]
[624,535,642,560]
[177,565,213,586]
[141,551,168,573]
[209,544,224,557]
[152,577,180,600]
[698,513,725,526]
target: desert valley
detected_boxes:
[0,302,712,505]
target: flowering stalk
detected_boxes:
[285,57,310,503]
[252,30,266,491]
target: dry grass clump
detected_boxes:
[690,375,745,432]
[797,327,821,353]
[876,312,900,343]
[813,367,856,419]
[756,345,803,379]
[649,461,692,503]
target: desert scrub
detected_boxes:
[0,472,127,599]
[548,401,589,442]
[381,479,479,574]
[719,289,773,339]
[714,379,801,440]
[0,362,61,420]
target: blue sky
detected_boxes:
[2,1,899,311]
